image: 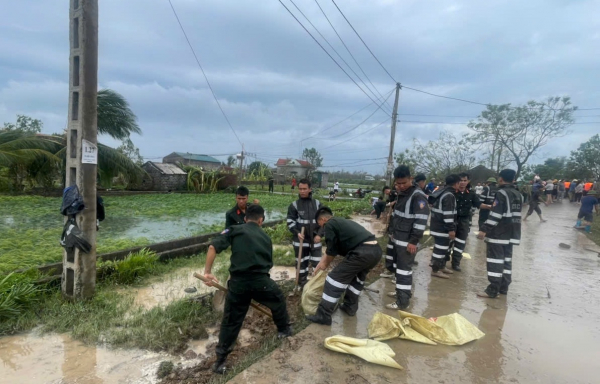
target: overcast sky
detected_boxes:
[1,0,599,175]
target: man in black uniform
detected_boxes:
[225,186,260,228]
[268,177,274,194]
[286,178,322,287]
[477,169,522,298]
[385,165,430,310]
[449,173,490,271]
[429,174,460,279]
[201,204,292,374]
[306,207,382,325]
[477,177,497,233]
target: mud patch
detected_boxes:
[351,215,386,237]
[0,332,172,384]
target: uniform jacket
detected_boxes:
[478,184,497,206]
[481,184,522,245]
[429,186,457,236]
[286,196,321,248]
[389,185,430,247]
[212,222,273,277]
[454,188,481,217]
[225,204,246,228]
[323,217,375,256]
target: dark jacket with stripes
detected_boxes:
[477,184,497,205]
[390,185,430,247]
[481,184,522,245]
[429,186,457,236]
[286,196,321,245]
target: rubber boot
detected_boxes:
[212,355,228,374]
[576,219,582,227]
[585,225,591,233]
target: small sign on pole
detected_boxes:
[82,139,98,164]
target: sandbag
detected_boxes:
[324,335,403,370]
[368,312,436,345]
[462,252,472,260]
[301,270,327,315]
[368,311,485,346]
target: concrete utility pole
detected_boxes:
[238,144,245,181]
[63,0,98,299]
[386,83,401,184]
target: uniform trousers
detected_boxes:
[478,210,490,232]
[485,243,513,297]
[447,216,470,267]
[393,245,413,306]
[384,238,395,273]
[293,242,322,286]
[216,275,290,357]
[316,244,381,319]
[431,236,450,272]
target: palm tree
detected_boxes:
[97,89,141,140]
[1,89,145,190]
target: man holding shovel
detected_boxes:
[201,204,292,374]
[287,178,322,288]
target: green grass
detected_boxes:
[588,218,600,247]
[0,193,372,274]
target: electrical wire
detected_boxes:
[277,0,392,115]
[288,0,393,115]
[168,0,243,147]
[320,117,390,150]
[314,0,394,112]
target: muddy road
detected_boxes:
[230,202,600,384]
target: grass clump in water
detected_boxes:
[97,248,158,284]
[0,271,45,322]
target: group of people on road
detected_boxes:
[198,169,595,374]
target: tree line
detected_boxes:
[395,96,598,181]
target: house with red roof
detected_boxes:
[275,158,314,178]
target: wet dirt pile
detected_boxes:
[160,292,304,384]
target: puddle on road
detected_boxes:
[0,332,172,384]
[270,266,295,281]
[351,214,386,237]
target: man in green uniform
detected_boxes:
[306,207,382,325]
[225,186,260,228]
[201,204,292,374]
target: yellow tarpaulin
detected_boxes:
[368,311,485,346]
[301,270,327,315]
[462,252,472,260]
[324,335,403,370]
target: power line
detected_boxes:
[314,0,393,112]
[277,0,392,115]
[401,85,489,106]
[399,120,600,125]
[168,0,243,147]
[330,0,397,84]
[321,117,389,150]
[288,0,393,115]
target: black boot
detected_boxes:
[452,264,461,272]
[277,326,293,339]
[306,308,332,325]
[212,355,228,374]
[339,304,356,317]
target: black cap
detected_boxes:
[315,206,333,221]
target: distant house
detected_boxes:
[469,165,497,184]
[275,158,314,179]
[163,152,221,170]
[140,161,187,191]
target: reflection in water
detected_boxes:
[0,332,172,384]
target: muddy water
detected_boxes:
[123,267,216,310]
[0,332,172,384]
[230,202,600,384]
[351,214,386,237]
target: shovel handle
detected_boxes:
[193,272,273,318]
[295,227,305,289]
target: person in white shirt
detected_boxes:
[545,180,554,205]
[475,183,484,196]
[334,181,340,193]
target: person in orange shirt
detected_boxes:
[584,181,593,195]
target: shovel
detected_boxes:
[193,272,273,318]
[293,227,306,295]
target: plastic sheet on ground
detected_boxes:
[462,252,472,260]
[301,270,326,315]
[324,335,403,370]
[368,311,485,346]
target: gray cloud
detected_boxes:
[1,0,599,175]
